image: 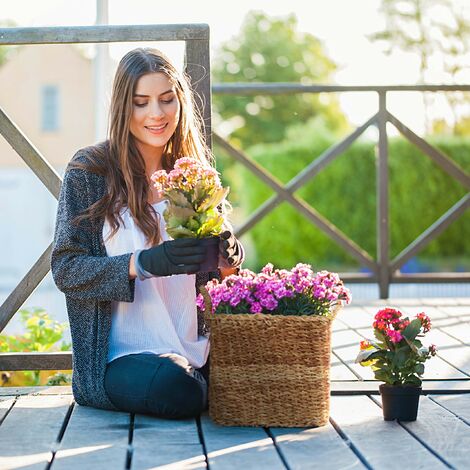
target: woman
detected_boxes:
[51,48,244,419]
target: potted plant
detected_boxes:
[151,157,229,271]
[355,307,437,421]
[198,263,351,427]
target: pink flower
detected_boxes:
[198,263,350,316]
[386,329,403,343]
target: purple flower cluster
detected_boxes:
[197,263,351,317]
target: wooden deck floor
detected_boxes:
[1,297,469,469]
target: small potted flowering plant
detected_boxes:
[355,307,437,421]
[198,263,351,428]
[151,157,229,271]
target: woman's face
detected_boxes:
[130,72,180,160]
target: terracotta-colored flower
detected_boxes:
[416,312,432,333]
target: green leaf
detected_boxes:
[197,214,224,237]
[414,363,425,375]
[165,190,193,208]
[374,369,391,383]
[197,187,229,213]
[166,226,197,239]
[373,329,387,346]
[355,347,378,364]
[402,318,422,341]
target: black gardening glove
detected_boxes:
[139,238,206,276]
[218,230,244,268]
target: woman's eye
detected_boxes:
[161,98,174,104]
[134,102,147,108]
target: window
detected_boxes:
[41,85,59,131]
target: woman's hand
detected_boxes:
[139,238,206,277]
[218,230,244,269]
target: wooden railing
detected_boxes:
[0,26,469,373]
[0,24,211,372]
[213,83,470,298]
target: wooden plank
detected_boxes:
[330,351,359,381]
[270,424,365,469]
[429,394,470,424]
[132,414,206,469]
[439,322,470,345]
[52,404,129,470]
[377,91,390,299]
[0,385,72,396]
[0,396,15,422]
[330,395,448,468]
[200,413,284,469]
[0,394,72,470]
[0,24,210,45]
[401,395,470,469]
[0,351,72,371]
[426,328,470,376]
[332,328,375,380]
[213,83,470,93]
[330,380,470,394]
[338,306,372,329]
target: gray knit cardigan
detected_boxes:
[51,145,214,410]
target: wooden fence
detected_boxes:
[0,25,469,373]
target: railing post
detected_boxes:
[377,91,390,298]
[184,30,212,149]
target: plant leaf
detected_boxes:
[355,347,378,364]
[197,187,229,213]
[165,190,193,209]
[402,318,422,341]
[166,226,197,239]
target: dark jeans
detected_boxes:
[104,352,209,419]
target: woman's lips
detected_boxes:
[145,123,167,135]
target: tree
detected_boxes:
[0,20,18,67]
[212,11,348,148]
[433,1,470,135]
[370,0,470,134]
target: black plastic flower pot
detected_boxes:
[379,384,422,421]
[196,236,220,272]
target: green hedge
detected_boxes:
[223,124,470,272]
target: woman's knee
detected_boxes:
[147,359,207,419]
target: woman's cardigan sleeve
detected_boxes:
[51,163,136,302]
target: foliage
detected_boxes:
[212,10,348,147]
[198,263,351,317]
[0,20,17,67]
[234,119,470,271]
[151,157,229,238]
[371,0,470,133]
[355,308,437,386]
[0,307,72,387]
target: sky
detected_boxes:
[1,0,468,133]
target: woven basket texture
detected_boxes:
[206,311,337,427]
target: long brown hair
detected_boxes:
[71,48,214,245]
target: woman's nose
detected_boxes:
[149,101,164,118]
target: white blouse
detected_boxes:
[103,201,210,368]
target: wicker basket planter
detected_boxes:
[205,310,339,427]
